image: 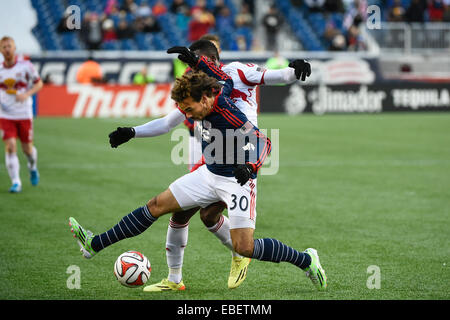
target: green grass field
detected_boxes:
[0,113,449,300]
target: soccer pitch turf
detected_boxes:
[0,113,449,300]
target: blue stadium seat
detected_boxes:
[101,41,120,50]
[120,39,137,50]
[135,32,150,50]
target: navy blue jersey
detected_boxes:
[194,57,271,178]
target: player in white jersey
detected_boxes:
[107,40,311,291]
[0,36,43,193]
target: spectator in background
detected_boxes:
[76,55,104,84]
[242,0,255,16]
[388,0,406,21]
[346,20,366,51]
[137,1,153,18]
[107,3,122,24]
[172,58,188,80]
[135,15,161,33]
[188,5,215,41]
[133,67,155,84]
[191,0,208,14]
[265,51,289,69]
[304,0,326,12]
[170,0,190,14]
[428,0,446,21]
[120,0,138,14]
[230,34,248,51]
[104,0,119,16]
[443,1,450,22]
[152,0,168,16]
[216,7,234,31]
[234,3,253,50]
[116,19,135,39]
[323,18,347,51]
[405,0,427,22]
[80,12,103,50]
[102,18,117,42]
[235,3,254,28]
[175,5,191,33]
[323,0,344,13]
[262,5,283,51]
[343,0,367,29]
[324,20,341,49]
[329,33,346,50]
[213,0,227,17]
[265,51,289,85]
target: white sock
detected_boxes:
[166,218,189,284]
[207,215,243,258]
[5,152,21,185]
[26,146,38,171]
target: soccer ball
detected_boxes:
[114,251,151,288]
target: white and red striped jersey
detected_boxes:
[222,62,266,127]
[0,57,41,120]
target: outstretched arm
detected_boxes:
[133,108,186,137]
[109,108,185,148]
[263,59,311,85]
[263,67,297,85]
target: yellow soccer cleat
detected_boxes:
[228,256,251,289]
[143,278,186,292]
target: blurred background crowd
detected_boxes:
[31,0,450,53]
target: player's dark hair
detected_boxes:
[189,40,220,62]
[171,71,221,103]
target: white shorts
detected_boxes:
[169,165,257,229]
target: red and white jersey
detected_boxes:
[221,62,266,127]
[0,57,41,120]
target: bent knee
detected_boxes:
[171,207,198,225]
[147,197,163,217]
[4,140,16,154]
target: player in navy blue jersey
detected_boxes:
[101,41,317,291]
[69,63,327,291]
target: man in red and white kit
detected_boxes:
[0,36,43,193]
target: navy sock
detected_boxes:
[91,205,157,252]
[252,238,311,270]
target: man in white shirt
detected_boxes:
[0,36,43,193]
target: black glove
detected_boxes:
[109,127,135,148]
[288,59,311,81]
[233,164,254,186]
[167,46,199,68]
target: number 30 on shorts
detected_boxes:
[229,194,249,211]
